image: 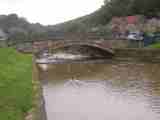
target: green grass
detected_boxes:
[0,48,33,120]
[149,42,160,48]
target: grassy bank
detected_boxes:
[149,43,160,48]
[0,48,33,120]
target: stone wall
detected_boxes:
[114,48,160,63]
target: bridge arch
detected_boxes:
[49,42,115,59]
[51,42,114,55]
[34,40,115,59]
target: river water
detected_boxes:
[38,60,160,120]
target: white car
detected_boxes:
[127,32,143,40]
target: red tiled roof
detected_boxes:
[126,16,138,24]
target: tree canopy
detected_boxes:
[1,0,160,43]
[104,0,160,17]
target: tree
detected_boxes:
[131,0,160,16]
[104,0,160,17]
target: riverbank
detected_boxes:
[0,48,33,120]
[149,42,160,48]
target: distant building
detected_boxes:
[0,29,8,47]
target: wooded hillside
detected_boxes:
[0,0,160,43]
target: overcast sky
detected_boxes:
[0,0,104,25]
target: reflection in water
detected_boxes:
[36,45,114,64]
[43,80,160,120]
[39,62,160,120]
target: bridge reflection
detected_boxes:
[36,44,114,64]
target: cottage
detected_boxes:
[0,29,8,47]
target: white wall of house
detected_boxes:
[0,29,7,41]
[0,29,8,47]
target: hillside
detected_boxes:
[0,0,160,44]
[0,14,49,43]
[51,0,160,35]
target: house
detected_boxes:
[109,15,146,39]
[0,29,8,47]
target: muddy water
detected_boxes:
[38,61,160,120]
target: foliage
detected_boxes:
[0,14,48,43]
[104,0,160,17]
[54,0,160,33]
[0,48,33,120]
[1,0,160,41]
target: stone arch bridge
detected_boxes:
[33,39,129,54]
[32,39,160,63]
